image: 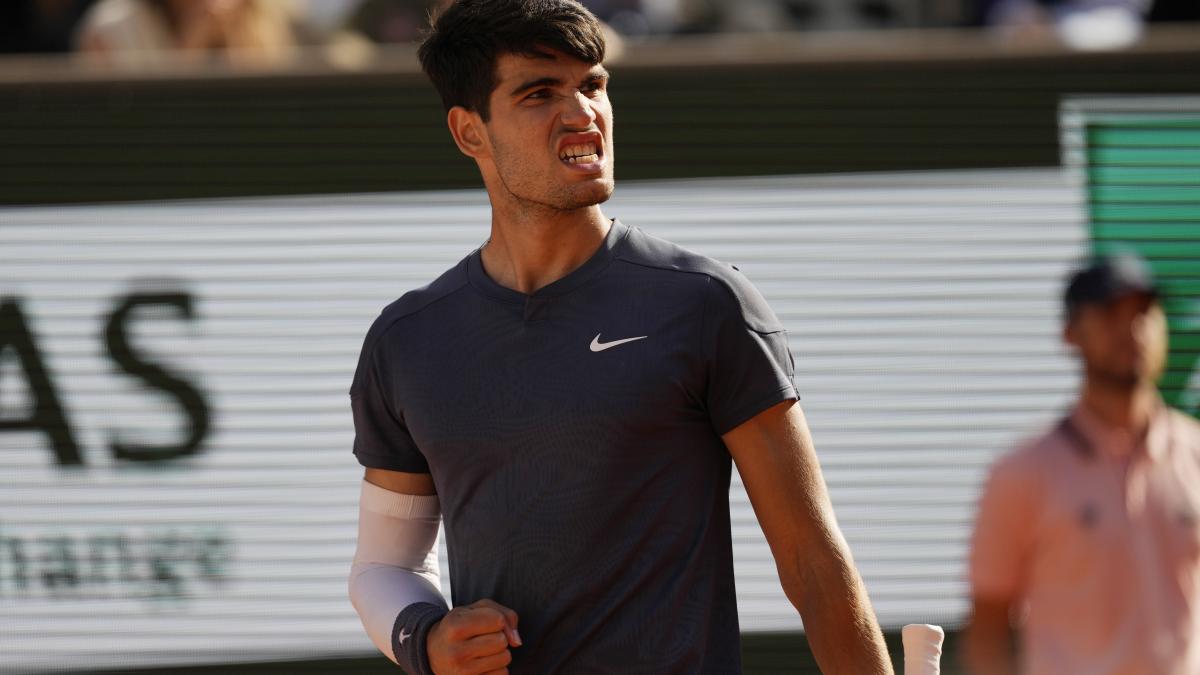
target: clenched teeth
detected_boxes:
[560,143,600,163]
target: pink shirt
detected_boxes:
[971,402,1200,675]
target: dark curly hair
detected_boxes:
[418,0,606,122]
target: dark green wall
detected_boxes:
[3,47,1200,205]
[1080,114,1200,416]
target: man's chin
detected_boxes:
[587,181,615,206]
[1090,367,1145,392]
[556,180,614,210]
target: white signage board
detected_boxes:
[0,169,1083,672]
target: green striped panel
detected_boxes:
[1084,111,1200,415]
[1089,166,1200,185]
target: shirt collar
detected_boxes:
[466,219,628,304]
[1069,395,1170,462]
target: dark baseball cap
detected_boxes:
[1064,253,1160,321]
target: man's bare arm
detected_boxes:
[964,596,1017,675]
[364,466,436,495]
[724,400,893,675]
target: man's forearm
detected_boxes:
[964,617,1017,675]
[786,547,893,674]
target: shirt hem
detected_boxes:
[354,449,430,475]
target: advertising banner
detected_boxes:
[2,170,1081,672]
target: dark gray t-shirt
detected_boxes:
[350,220,798,673]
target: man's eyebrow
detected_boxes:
[510,77,563,97]
[509,68,610,97]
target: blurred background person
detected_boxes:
[3,0,1195,57]
[335,0,627,57]
[978,0,1150,48]
[965,254,1200,675]
[977,0,1200,27]
[630,0,909,33]
[341,0,446,44]
[294,0,361,36]
[73,0,312,68]
[975,0,1200,48]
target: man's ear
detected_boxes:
[447,106,489,160]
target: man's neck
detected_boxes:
[480,206,611,295]
[1079,379,1159,434]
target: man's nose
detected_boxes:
[560,91,597,127]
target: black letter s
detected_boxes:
[104,292,211,462]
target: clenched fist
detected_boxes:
[428,599,522,675]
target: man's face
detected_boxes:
[478,49,614,212]
[1065,292,1168,389]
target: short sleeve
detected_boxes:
[969,454,1037,602]
[349,329,430,474]
[702,272,799,436]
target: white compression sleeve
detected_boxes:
[348,480,447,664]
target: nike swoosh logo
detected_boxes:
[398,629,412,646]
[590,334,648,352]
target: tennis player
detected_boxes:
[966,254,1200,675]
[347,1,892,673]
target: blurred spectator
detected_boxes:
[1,0,97,54]
[341,0,643,43]
[654,0,910,33]
[74,0,310,67]
[343,0,443,44]
[977,0,1151,48]
[293,0,361,36]
[337,0,624,58]
[582,0,656,37]
[965,255,1200,675]
[333,0,932,42]
[976,0,1198,26]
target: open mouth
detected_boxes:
[559,141,601,165]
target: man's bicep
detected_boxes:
[723,400,839,560]
[970,458,1036,601]
[364,467,436,496]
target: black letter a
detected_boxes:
[0,298,83,466]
